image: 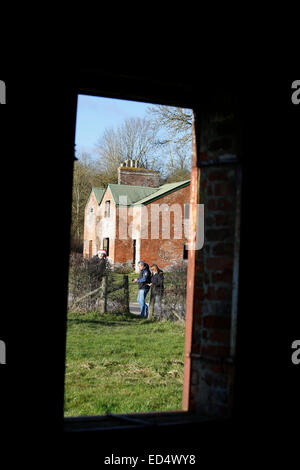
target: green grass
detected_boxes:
[126,272,137,302]
[64,312,185,417]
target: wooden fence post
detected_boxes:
[99,275,108,314]
[124,275,129,314]
[148,295,154,320]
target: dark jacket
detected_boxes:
[89,256,107,280]
[150,270,164,296]
[137,264,151,290]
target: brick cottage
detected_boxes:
[83,159,190,271]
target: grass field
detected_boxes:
[64,312,185,417]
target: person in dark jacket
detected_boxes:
[89,249,108,289]
[133,260,151,318]
[148,264,164,319]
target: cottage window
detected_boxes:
[105,200,110,217]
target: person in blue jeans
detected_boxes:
[133,260,151,318]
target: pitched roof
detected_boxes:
[92,187,105,204]
[107,184,157,206]
[90,179,190,208]
[132,179,190,205]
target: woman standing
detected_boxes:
[148,264,164,319]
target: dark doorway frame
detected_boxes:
[103,237,109,257]
[63,70,243,433]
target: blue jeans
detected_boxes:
[137,289,149,317]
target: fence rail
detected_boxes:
[68,254,187,321]
[68,273,130,314]
[68,254,129,314]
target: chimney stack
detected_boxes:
[118,159,160,187]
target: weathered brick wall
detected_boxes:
[140,185,190,270]
[114,206,133,264]
[118,167,160,187]
[95,187,116,262]
[114,237,134,264]
[187,106,240,418]
[83,191,98,258]
[112,185,190,269]
[84,184,190,268]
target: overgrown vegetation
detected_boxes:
[68,254,129,314]
[64,312,185,417]
[68,256,187,321]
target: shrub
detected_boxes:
[111,261,135,274]
[68,254,129,314]
[68,253,110,313]
[153,264,187,323]
[164,260,188,273]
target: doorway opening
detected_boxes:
[103,237,109,257]
[64,94,193,418]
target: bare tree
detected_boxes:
[146,105,193,183]
[94,117,161,177]
[71,152,106,247]
[164,145,191,183]
[147,105,193,148]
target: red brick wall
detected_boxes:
[114,237,134,264]
[84,183,190,268]
[140,185,190,270]
[96,187,116,262]
[83,191,98,258]
[110,185,190,269]
[187,106,241,418]
[118,167,160,187]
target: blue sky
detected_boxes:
[75,95,153,159]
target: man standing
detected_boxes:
[133,261,151,318]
